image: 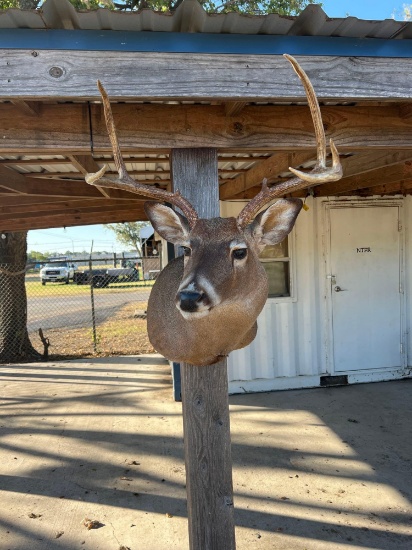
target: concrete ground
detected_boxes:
[0,355,411,550]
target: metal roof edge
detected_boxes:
[1,0,411,41]
[1,28,412,57]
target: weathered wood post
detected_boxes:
[171,148,236,550]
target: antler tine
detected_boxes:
[85,81,199,228]
[237,55,342,229]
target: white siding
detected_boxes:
[227,196,412,393]
[226,197,324,392]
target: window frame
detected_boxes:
[262,227,297,304]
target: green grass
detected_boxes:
[25,279,155,298]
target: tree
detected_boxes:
[112,0,316,14]
[0,0,316,15]
[27,250,48,263]
[105,222,150,255]
[0,232,42,362]
[402,4,412,20]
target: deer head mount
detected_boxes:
[86,55,342,366]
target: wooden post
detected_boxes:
[171,149,236,550]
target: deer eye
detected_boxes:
[182,246,191,257]
[232,248,247,260]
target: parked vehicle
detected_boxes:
[40,261,77,285]
[74,266,140,288]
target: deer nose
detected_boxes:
[178,290,204,312]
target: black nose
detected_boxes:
[179,290,203,312]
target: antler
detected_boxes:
[237,54,342,229]
[85,81,199,228]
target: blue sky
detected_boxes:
[27,0,408,254]
[321,1,405,20]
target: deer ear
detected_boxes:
[248,198,303,249]
[144,202,190,245]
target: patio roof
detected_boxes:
[1,0,412,232]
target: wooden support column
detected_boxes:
[170,148,236,550]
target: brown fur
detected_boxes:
[147,255,263,366]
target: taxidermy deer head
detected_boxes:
[86,55,342,366]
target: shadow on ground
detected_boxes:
[0,355,411,549]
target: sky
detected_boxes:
[321,1,406,20]
[27,0,408,254]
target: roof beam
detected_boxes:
[0,207,146,232]
[3,52,412,101]
[10,100,40,117]
[1,103,412,153]
[0,166,147,199]
[0,198,139,216]
[68,154,111,198]
[315,154,412,197]
[219,151,315,200]
[352,179,412,196]
[0,202,143,222]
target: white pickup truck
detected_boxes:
[40,261,77,285]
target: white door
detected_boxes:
[328,205,403,373]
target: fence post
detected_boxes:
[89,256,98,352]
[170,148,236,550]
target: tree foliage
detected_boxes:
[27,250,49,262]
[0,0,317,15]
[402,4,412,20]
[105,222,150,255]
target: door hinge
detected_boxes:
[400,343,404,354]
[398,220,402,232]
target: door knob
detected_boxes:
[334,286,346,292]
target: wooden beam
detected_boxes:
[351,179,412,197]
[0,203,143,222]
[0,158,69,166]
[2,103,412,153]
[171,149,236,549]
[316,157,412,197]
[0,167,149,199]
[0,175,111,198]
[399,104,412,119]
[11,100,40,117]
[23,168,246,179]
[3,52,412,101]
[224,101,248,117]
[220,151,315,200]
[68,154,111,198]
[0,207,146,232]
[0,195,78,207]
[227,151,412,199]
[0,198,138,216]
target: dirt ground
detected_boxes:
[30,303,154,361]
[0,355,411,550]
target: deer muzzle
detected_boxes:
[176,278,216,319]
[178,290,204,312]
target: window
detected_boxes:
[259,238,291,298]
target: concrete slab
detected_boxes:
[0,355,411,550]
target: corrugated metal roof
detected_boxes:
[1,0,411,40]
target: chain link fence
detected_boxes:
[0,255,161,362]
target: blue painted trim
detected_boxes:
[1,29,412,57]
[172,362,182,402]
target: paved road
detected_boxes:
[27,287,150,332]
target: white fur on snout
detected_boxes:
[175,275,219,318]
[178,308,211,320]
[197,275,220,307]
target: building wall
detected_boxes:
[225,196,412,393]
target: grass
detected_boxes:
[25,279,155,298]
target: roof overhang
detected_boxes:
[2,0,412,232]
